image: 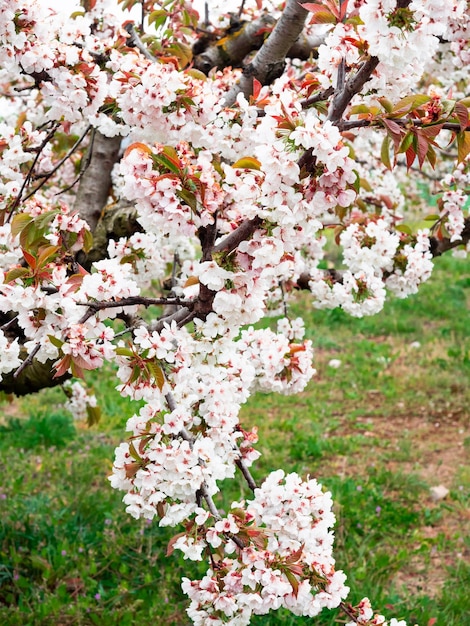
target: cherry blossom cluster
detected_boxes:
[110,318,313,524]
[181,470,349,625]
[345,597,407,626]
[438,159,470,245]
[63,380,98,421]
[358,0,466,98]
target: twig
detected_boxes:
[7,122,60,221]
[149,306,192,333]
[124,22,156,61]
[237,0,246,18]
[338,118,470,133]
[235,458,258,492]
[339,601,361,623]
[13,343,41,379]
[327,56,380,123]
[77,296,195,310]
[33,124,92,182]
[0,315,19,331]
[301,86,335,109]
[164,389,247,550]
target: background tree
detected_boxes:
[0,0,469,624]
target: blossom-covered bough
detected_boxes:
[0,0,469,623]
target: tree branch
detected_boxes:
[73,130,122,233]
[338,118,470,133]
[213,217,263,254]
[223,0,309,106]
[327,56,380,123]
[194,13,322,75]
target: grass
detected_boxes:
[0,254,469,625]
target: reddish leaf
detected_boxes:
[300,3,336,23]
[420,123,443,141]
[285,544,304,564]
[124,461,141,479]
[166,532,186,556]
[405,145,416,169]
[123,142,152,158]
[381,118,404,150]
[252,77,262,101]
[22,248,37,270]
[54,354,72,378]
[416,131,429,169]
[454,102,469,132]
[426,144,437,169]
[339,0,350,21]
[284,568,300,597]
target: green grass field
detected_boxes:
[0,254,469,625]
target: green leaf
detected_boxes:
[232,156,261,170]
[34,210,59,231]
[457,131,470,163]
[396,224,412,235]
[350,104,370,115]
[128,440,140,461]
[115,347,135,357]
[426,144,437,169]
[153,152,181,175]
[178,188,198,212]
[147,361,165,390]
[3,267,30,283]
[83,228,93,253]
[37,245,60,267]
[392,94,430,116]
[284,568,300,597]
[86,404,101,427]
[398,131,414,154]
[453,102,468,132]
[48,334,64,349]
[380,134,392,170]
[10,213,33,238]
[148,9,167,24]
[378,97,393,113]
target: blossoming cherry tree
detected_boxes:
[0,0,469,623]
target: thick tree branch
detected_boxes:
[73,130,122,233]
[213,217,263,254]
[327,0,413,123]
[430,216,470,256]
[327,56,380,123]
[194,13,322,74]
[0,354,70,396]
[223,0,309,106]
